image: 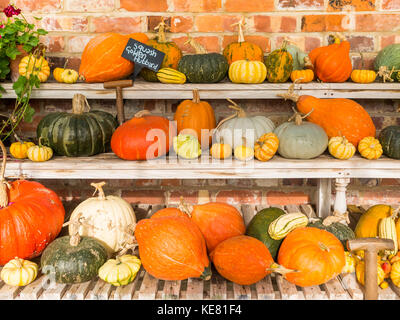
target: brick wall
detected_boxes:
[2,0,400,209]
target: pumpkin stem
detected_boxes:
[267,263,298,275]
[377,66,400,83]
[322,210,350,226]
[72,93,90,114]
[0,139,10,208]
[66,212,84,247]
[13,257,23,269]
[13,133,23,144]
[192,89,201,104]
[117,223,138,257]
[212,99,247,135]
[184,34,208,54]
[359,52,365,70]
[154,17,169,44]
[178,196,193,217]
[91,181,107,200]
[134,110,151,118]
[277,81,300,102]
[231,16,246,43]
[303,56,314,70]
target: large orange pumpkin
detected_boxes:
[79,32,149,83]
[279,86,376,147]
[174,89,216,148]
[210,235,274,285]
[111,110,175,160]
[135,216,211,280]
[0,141,65,265]
[276,227,345,287]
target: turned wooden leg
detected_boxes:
[316,178,332,219]
[334,178,350,215]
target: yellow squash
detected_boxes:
[98,255,141,287]
[354,204,393,238]
[351,70,377,84]
[228,60,267,84]
[27,141,53,162]
[156,68,186,84]
[0,257,38,287]
[19,55,50,82]
[234,138,254,161]
[328,136,356,160]
[9,141,35,159]
[358,136,383,160]
[355,260,385,286]
[254,132,279,162]
[290,69,314,83]
[173,134,201,159]
[342,251,357,273]
[379,216,398,256]
[390,261,400,287]
[210,141,232,159]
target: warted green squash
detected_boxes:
[264,40,293,83]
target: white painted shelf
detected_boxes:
[2,80,400,100]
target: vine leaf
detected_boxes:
[23,105,35,123]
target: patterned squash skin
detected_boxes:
[358,136,383,160]
[264,42,293,83]
[254,132,279,162]
[379,126,400,159]
[328,136,356,160]
[351,70,377,84]
[374,44,400,81]
[229,60,267,84]
[290,69,314,83]
[156,68,186,84]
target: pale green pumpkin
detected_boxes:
[286,44,312,71]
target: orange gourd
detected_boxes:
[210,235,274,285]
[279,85,376,147]
[180,201,246,252]
[151,207,188,220]
[135,216,211,281]
[276,227,345,287]
[174,89,216,148]
[79,32,149,83]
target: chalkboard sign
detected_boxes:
[122,38,165,80]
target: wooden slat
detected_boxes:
[63,281,92,300]
[40,281,68,300]
[0,283,22,299]
[162,280,181,300]
[255,276,275,300]
[300,204,317,219]
[389,280,400,299]
[378,285,399,300]
[322,277,350,300]
[138,272,159,300]
[186,278,204,300]
[232,283,252,300]
[87,280,114,300]
[285,204,301,213]
[275,275,304,300]
[338,273,363,300]
[113,269,144,300]
[301,285,326,300]
[210,274,227,300]
[19,275,47,300]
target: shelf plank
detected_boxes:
[138,272,159,300]
[63,281,93,300]
[232,283,252,300]
[186,278,204,300]
[255,276,275,300]
[162,280,181,300]
[275,275,304,300]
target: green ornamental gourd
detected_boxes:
[264,40,293,83]
[37,94,118,157]
[374,44,400,82]
[286,43,313,71]
[378,125,400,159]
[246,207,286,259]
[274,109,328,159]
[178,35,228,83]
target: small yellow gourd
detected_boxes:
[9,140,35,159]
[229,60,267,84]
[358,136,383,160]
[156,68,186,84]
[328,136,356,160]
[342,251,357,273]
[60,69,79,84]
[355,260,385,286]
[27,138,53,162]
[290,69,314,83]
[98,255,141,287]
[234,138,254,161]
[0,257,38,287]
[173,134,201,159]
[350,52,377,84]
[390,261,400,287]
[254,132,279,162]
[19,55,50,82]
[210,140,232,160]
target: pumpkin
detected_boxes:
[246,207,287,259]
[0,140,65,266]
[135,216,211,280]
[41,235,108,284]
[98,255,141,287]
[141,18,182,82]
[79,32,149,83]
[179,200,246,252]
[358,137,383,160]
[0,257,38,287]
[342,252,357,273]
[178,35,228,83]
[210,235,274,285]
[356,260,385,286]
[173,133,202,159]
[254,132,279,162]
[228,59,267,84]
[351,52,376,84]
[264,40,293,83]
[210,140,232,160]
[310,34,352,83]
[223,17,264,65]
[390,261,400,287]
[234,138,254,161]
[156,68,186,84]
[37,94,118,157]
[27,138,53,162]
[279,84,376,147]
[174,89,216,147]
[18,54,50,82]
[274,110,328,159]
[151,207,189,220]
[9,140,35,159]
[290,69,314,83]
[354,204,393,238]
[275,227,345,287]
[374,44,400,82]
[328,136,356,160]
[379,126,400,159]
[214,99,275,149]
[111,110,174,161]
[286,43,313,71]
[68,182,136,254]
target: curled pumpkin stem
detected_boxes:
[91,181,107,199]
[134,110,152,118]
[178,196,193,217]
[267,263,299,275]
[322,210,350,226]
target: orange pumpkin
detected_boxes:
[151,207,188,220]
[210,235,274,285]
[79,32,149,83]
[135,216,211,281]
[276,227,345,287]
[174,89,216,148]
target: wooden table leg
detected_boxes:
[316,178,332,218]
[334,178,350,215]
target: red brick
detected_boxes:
[346,190,400,205]
[301,15,350,32]
[135,179,160,187]
[265,191,310,205]
[40,16,88,32]
[381,35,400,49]
[122,190,165,205]
[356,14,400,32]
[161,179,181,187]
[40,35,65,53]
[282,179,304,186]
[67,36,93,53]
[19,115,45,132]
[91,17,142,33]
[254,16,297,33]
[347,36,375,52]
[65,0,114,12]
[195,15,240,32]
[222,35,270,52]
[0,0,9,10]
[173,36,221,53]
[380,179,400,186]
[171,0,222,12]
[351,54,374,70]
[168,190,199,204]
[14,0,62,12]
[328,0,375,11]
[278,0,324,9]
[216,190,261,205]
[382,0,400,10]
[305,36,322,52]
[225,0,274,12]
[170,16,194,33]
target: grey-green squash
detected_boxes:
[245,207,286,259]
[308,218,355,248]
[286,44,313,71]
[378,125,400,159]
[37,94,118,157]
[374,44,400,82]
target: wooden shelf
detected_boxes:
[2,80,400,100]
[4,153,400,180]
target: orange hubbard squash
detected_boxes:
[210,235,274,285]
[151,207,188,220]
[275,227,345,287]
[79,32,149,83]
[135,216,211,280]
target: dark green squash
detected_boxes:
[37,94,118,157]
[40,235,108,284]
[178,36,228,83]
[379,125,400,159]
[245,207,286,259]
[374,44,400,82]
[307,219,355,248]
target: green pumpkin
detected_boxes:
[37,94,118,157]
[374,44,400,81]
[41,235,108,284]
[286,44,312,71]
[308,219,355,248]
[178,36,228,83]
[379,125,400,159]
[274,111,328,159]
[264,41,293,83]
[246,207,286,259]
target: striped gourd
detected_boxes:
[264,40,293,83]
[156,68,186,84]
[268,212,309,240]
[379,216,398,256]
[229,60,267,84]
[328,136,356,160]
[27,142,53,162]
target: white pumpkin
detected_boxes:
[68,182,136,254]
[215,99,275,149]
